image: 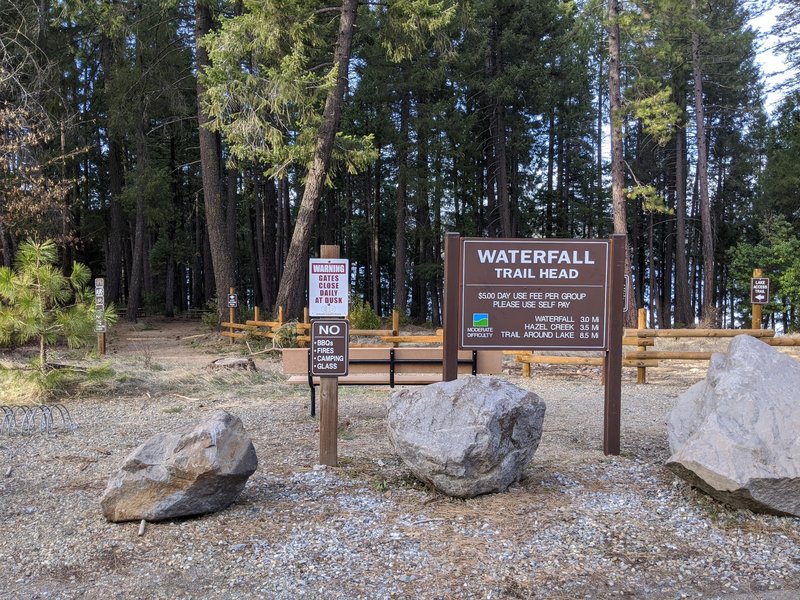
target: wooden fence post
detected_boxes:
[637,307,647,384]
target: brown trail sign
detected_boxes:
[443,233,626,455]
[459,239,609,350]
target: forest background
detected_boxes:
[2,0,800,332]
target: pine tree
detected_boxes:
[0,239,116,371]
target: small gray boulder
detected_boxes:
[101,410,258,522]
[387,376,546,498]
[667,335,800,516]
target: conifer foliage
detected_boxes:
[0,239,116,371]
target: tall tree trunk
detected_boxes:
[126,196,146,322]
[196,1,235,318]
[674,104,692,325]
[192,192,204,308]
[608,0,635,327]
[596,54,604,238]
[100,35,125,304]
[164,256,175,317]
[227,166,238,269]
[253,173,269,309]
[492,100,511,237]
[370,152,381,314]
[274,0,358,319]
[263,175,278,307]
[126,118,147,322]
[394,91,410,313]
[546,109,555,236]
[692,4,714,325]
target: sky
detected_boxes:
[749,5,791,111]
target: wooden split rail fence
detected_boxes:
[222,308,408,347]
[513,308,800,383]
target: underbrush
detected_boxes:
[0,362,115,404]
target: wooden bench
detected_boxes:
[283,347,503,415]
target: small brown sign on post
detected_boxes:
[311,320,349,376]
[751,277,769,305]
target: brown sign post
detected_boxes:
[443,234,626,455]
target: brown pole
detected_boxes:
[319,245,340,466]
[604,234,625,456]
[636,307,647,384]
[751,268,763,330]
[97,332,106,356]
[442,233,461,382]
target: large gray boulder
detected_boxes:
[101,411,258,522]
[387,376,546,498]
[667,335,800,517]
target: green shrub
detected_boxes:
[201,299,220,330]
[349,297,381,330]
[273,322,299,348]
[0,238,118,372]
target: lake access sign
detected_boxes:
[459,239,609,350]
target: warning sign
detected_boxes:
[309,258,349,317]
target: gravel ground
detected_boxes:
[1,324,798,599]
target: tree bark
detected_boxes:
[126,106,147,322]
[394,91,410,313]
[100,34,125,305]
[370,153,381,314]
[674,101,692,325]
[196,1,235,318]
[492,99,512,237]
[164,255,175,317]
[126,194,146,322]
[608,0,635,327]
[546,109,555,236]
[192,192,204,308]
[274,0,358,319]
[692,12,715,325]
